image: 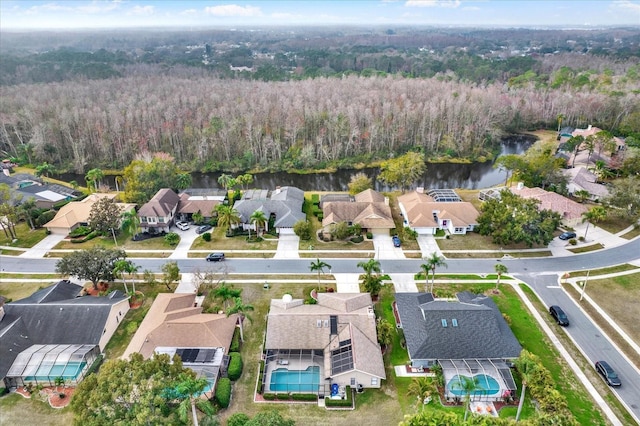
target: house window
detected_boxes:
[351,378,356,386]
[158,217,165,223]
[141,217,147,223]
[454,227,464,233]
[371,377,378,386]
[441,319,448,327]
[452,318,458,327]
[317,319,322,328]
[323,320,329,328]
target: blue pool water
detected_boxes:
[25,361,87,382]
[448,374,501,396]
[270,366,320,392]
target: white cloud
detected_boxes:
[405,0,461,8]
[180,8,198,15]
[612,0,640,12]
[77,0,122,14]
[204,4,262,17]
[129,5,154,16]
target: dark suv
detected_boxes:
[206,252,225,262]
[559,231,577,240]
[595,361,621,387]
[549,305,569,326]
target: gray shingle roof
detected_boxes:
[395,292,521,361]
[0,281,128,381]
[234,186,305,228]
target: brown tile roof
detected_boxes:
[44,193,134,230]
[510,185,588,221]
[122,293,238,360]
[177,193,221,215]
[322,190,394,229]
[431,202,480,227]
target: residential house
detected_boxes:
[138,188,180,234]
[398,189,480,235]
[177,188,228,223]
[44,193,136,235]
[0,281,129,388]
[234,186,305,235]
[321,189,395,235]
[0,173,80,209]
[510,184,588,226]
[122,293,238,395]
[395,291,520,402]
[263,293,385,395]
[565,167,610,201]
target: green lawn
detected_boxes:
[0,223,48,248]
[0,393,74,426]
[0,282,52,302]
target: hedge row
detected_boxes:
[215,378,231,408]
[262,393,316,401]
[325,386,353,407]
[71,230,100,243]
[229,329,241,353]
[228,352,243,381]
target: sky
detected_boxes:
[1,0,639,30]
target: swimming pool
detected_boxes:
[24,361,87,382]
[270,366,320,392]
[448,374,501,396]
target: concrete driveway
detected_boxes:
[334,273,361,292]
[372,232,405,259]
[169,225,201,259]
[389,273,419,292]
[19,233,66,258]
[274,234,300,259]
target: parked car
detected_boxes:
[549,305,569,326]
[176,221,190,231]
[392,235,401,247]
[206,252,225,262]
[196,224,212,234]
[559,231,577,240]
[595,361,621,387]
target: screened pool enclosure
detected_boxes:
[4,344,99,388]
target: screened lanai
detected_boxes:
[439,359,517,402]
[261,349,325,395]
[4,344,99,388]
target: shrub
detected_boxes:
[291,393,317,401]
[366,232,373,239]
[311,194,320,205]
[228,352,243,381]
[262,393,277,400]
[227,413,250,426]
[293,220,312,240]
[36,210,56,227]
[84,354,104,377]
[325,387,353,407]
[229,329,241,353]
[569,238,577,245]
[164,232,179,246]
[70,230,99,243]
[276,393,292,400]
[202,232,212,242]
[215,378,231,408]
[317,213,323,220]
[350,235,364,243]
[69,226,92,238]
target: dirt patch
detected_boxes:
[16,386,75,409]
[84,282,109,296]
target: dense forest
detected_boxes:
[0,26,639,173]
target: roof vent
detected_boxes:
[282,294,293,303]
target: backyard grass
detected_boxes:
[0,392,74,426]
[0,222,48,248]
[523,285,636,426]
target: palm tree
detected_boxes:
[309,258,331,288]
[376,319,394,353]
[556,113,564,133]
[217,173,235,191]
[494,263,508,290]
[227,297,254,342]
[35,162,55,179]
[582,205,607,240]
[18,198,37,230]
[584,135,596,167]
[85,168,104,192]
[423,252,447,293]
[174,374,215,426]
[120,209,140,237]
[574,189,591,203]
[419,263,431,292]
[407,377,436,406]
[515,350,537,422]
[458,375,483,421]
[215,204,240,234]
[213,282,242,310]
[175,172,192,191]
[357,258,381,277]
[357,258,382,296]
[113,259,139,295]
[250,209,267,237]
